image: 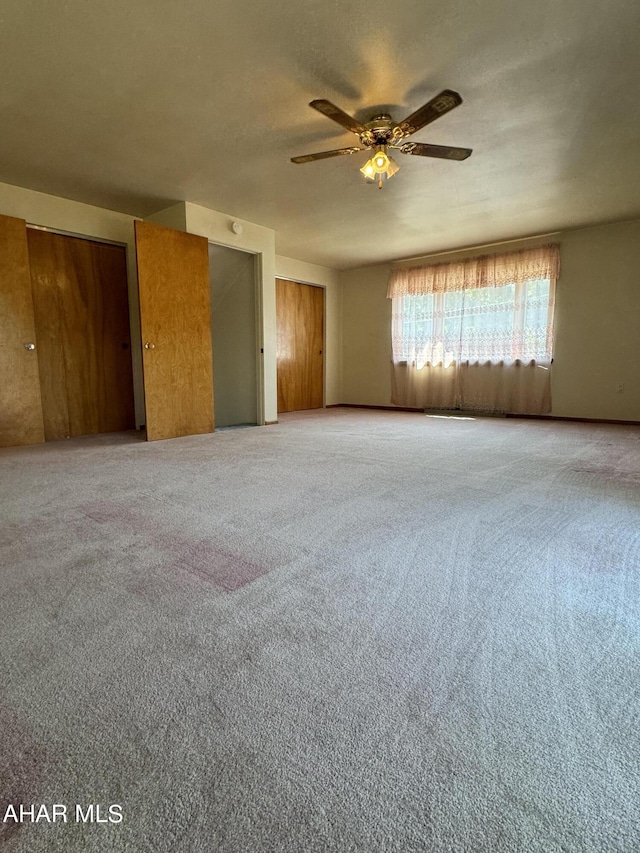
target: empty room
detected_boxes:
[1,1,639,851]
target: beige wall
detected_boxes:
[340,264,393,407]
[153,207,343,421]
[182,203,277,423]
[145,203,187,231]
[552,220,640,420]
[275,256,342,407]
[340,218,640,421]
[7,177,636,424]
[0,184,343,433]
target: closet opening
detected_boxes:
[208,242,260,429]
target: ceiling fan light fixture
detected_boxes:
[385,155,400,178]
[360,147,399,187]
[359,158,377,180]
[372,149,390,171]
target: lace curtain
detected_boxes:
[387,244,559,414]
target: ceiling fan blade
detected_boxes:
[291,147,362,164]
[309,99,367,135]
[393,90,463,138]
[400,141,472,161]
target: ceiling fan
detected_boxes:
[291,89,472,188]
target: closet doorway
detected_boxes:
[27,228,135,440]
[276,279,324,413]
[208,243,259,428]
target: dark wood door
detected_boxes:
[276,279,323,413]
[0,214,45,447]
[135,220,214,441]
[27,229,135,440]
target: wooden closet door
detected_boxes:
[0,214,45,447]
[276,279,324,413]
[27,229,135,440]
[134,221,214,441]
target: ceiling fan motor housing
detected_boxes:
[360,114,394,148]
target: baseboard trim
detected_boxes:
[327,403,640,426]
[505,413,640,426]
[264,420,279,425]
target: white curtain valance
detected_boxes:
[387,243,560,298]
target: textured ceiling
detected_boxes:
[1,0,640,268]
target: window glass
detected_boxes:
[392,279,554,365]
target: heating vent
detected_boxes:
[424,409,507,418]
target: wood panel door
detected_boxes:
[134,221,214,441]
[27,229,135,440]
[0,214,45,447]
[276,279,323,413]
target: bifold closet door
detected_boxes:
[134,221,214,441]
[27,229,135,440]
[0,214,45,447]
[276,279,324,413]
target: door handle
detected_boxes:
[24,343,36,350]
[144,342,156,350]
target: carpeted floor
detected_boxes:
[1,408,639,852]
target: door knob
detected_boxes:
[24,343,36,350]
[144,342,155,350]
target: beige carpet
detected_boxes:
[1,409,639,852]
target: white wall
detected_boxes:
[274,256,342,407]
[0,181,145,426]
[340,218,640,421]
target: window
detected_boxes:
[387,244,560,414]
[393,277,553,369]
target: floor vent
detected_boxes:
[424,409,507,419]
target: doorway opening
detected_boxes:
[208,243,260,428]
